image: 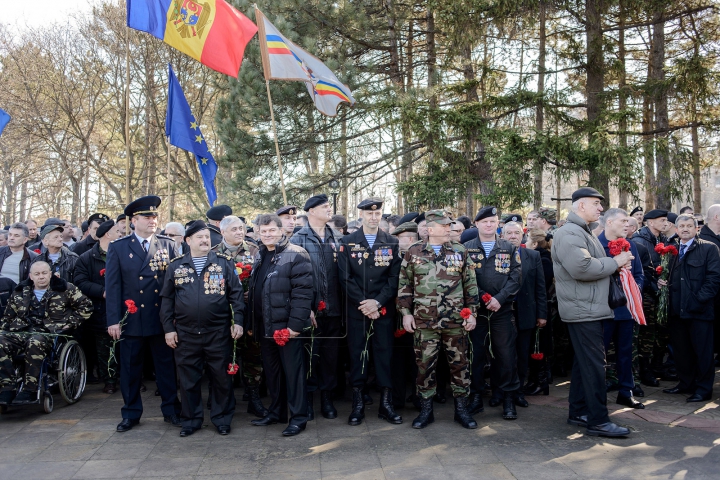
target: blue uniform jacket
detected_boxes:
[105,233,178,336]
[598,232,644,321]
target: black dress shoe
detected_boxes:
[586,422,630,437]
[282,424,305,436]
[251,416,278,426]
[616,394,645,409]
[641,374,659,387]
[567,415,588,427]
[663,385,693,394]
[216,425,231,435]
[687,393,712,403]
[179,427,198,437]
[116,418,140,432]
[513,392,529,408]
[632,384,644,397]
[164,414,182,427]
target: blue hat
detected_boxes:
[399,212,419,224]
[206,205,232,221]
[474,206,498,222]
[124,195,161,217]
[667,212,678,224]
[415,212,426,224]
[357,197,383,211]
[504,213,523,224]
[460,227,477,244]
[304,194,329,211]
[96,220,115,238]
[630,206,643,217]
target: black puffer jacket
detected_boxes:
[31,246,79,284]
[290,225,341,316]
[249,236,313,337]
[73,243,108,333]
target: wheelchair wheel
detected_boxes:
[57,340,86,404]
[43,392,53,414]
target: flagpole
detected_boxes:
[166,136,172,220]
[124,26,132,237]
[265,80,288,205]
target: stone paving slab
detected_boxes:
[2,372,720,479]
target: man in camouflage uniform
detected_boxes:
[0,261,92,404]
[216,215,267,418]
[398,209,480,429]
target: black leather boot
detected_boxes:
[502,391,517,420]
[639,357,659,387]
[488,388,502,407]
[246,386,269,418]
[320,390,337,419]
[454,396,478,429]
[468,393,484,415]
[514,391,529,407]
[527,361,549,396]
[348,387,365,426]
[378,388,402,424]
[307,392,315,421]
[411,397,434,429]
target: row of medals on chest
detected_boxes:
[174,264,225,295]
[350,245,393,266]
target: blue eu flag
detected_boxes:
[165,64,218,206]
[0,108,10,137]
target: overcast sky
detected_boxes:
[4,0,94,29]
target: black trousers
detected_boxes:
[175,329,235,429]
[119,334,180,420]
[392,328,416,404]
[669,316,715,396]
[516,328,534,385]
[471,308,520,394]
[603,319,635,397]
[567,320,609,426]
[347,312,394,389]
[261,336,308,427]
[306,315,341,393]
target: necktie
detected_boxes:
[679,243,687,260]
[142,240,148,252]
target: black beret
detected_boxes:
[474,206,498,222]
[124,195,161,217]
[630,206,643,216]
[644,209,668,220]
[456,216,472,230]
[276,205,298,216]
[208,224,223,248]
[246,227,254,233]
[667,212,678,224]
[414,212,426,224]
[304,194,329,211]
[206,204,232,221]
[184,220,209,239]
[116,213,127,223]
[357,197,383,211]
[382,213,390,219]
[399,212,419,224]
[81,221,89,233]
[238,216,246,224]
[88,213,110,225]
[571,187,605,203]
[96,220,115,239]
[460,227,478,244]
[43,217,63,227]
[505,213,523,224]
[40,224,63,239]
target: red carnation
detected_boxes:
[380,306,387,316]
[654,243,666,254]
[394,328,406,338]
[482,293,492,304]
[531,353,544,360]
[460,308,472,320]
[124,299,138,314]
[523,228,528,233]
[318,300,326,312]
[655,266,663,275]
[608,238,631,257]
[520,244,526,248]
[665,245,678,256]
[273,328,290,346]
[34,249,41,254]
[227,363,239,375]
[99,268,106,277]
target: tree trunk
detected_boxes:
[691,106,701,212]
[534,0,546,210]
[652,8,671,209]
[617,0,629,210]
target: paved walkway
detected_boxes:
[1,374,720,479]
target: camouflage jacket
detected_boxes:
[397,241,479,329]
[215,240,258,267]
[0,275,93,333]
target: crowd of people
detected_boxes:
[0,187,718,440]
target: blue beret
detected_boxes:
[304,194,329,211]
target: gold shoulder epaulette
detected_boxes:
[170,255,184,263]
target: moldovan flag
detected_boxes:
[127,0,257,78]
[255,8,355,117]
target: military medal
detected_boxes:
[363,252,369,259]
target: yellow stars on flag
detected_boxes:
[200,157,208,165]
[195,134,204,144]
[190,121,199,130]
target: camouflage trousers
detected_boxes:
[639,293,670,367]
[0,332,53,391]
[414,326,470,399]
[241,334,263,387]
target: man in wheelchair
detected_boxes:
[0,261,92,404]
